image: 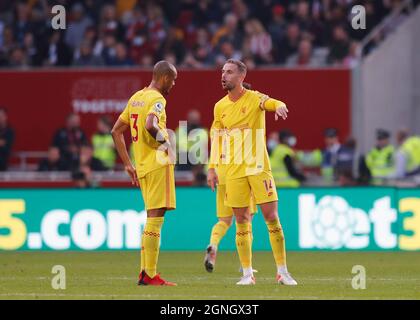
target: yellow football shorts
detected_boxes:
[139,165,176,211]
[225,171,278,208]
[216,184,257,218]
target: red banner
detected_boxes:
[0,68,350,153]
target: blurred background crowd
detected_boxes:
[1,107,420,187]
[0,0,417,69]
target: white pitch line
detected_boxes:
[0,293,418,300]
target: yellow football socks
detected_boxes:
[266,219,286,267]
[140,231,145,271]
[236,222,252,269]
[210,221,229,247]
[143,217,164,278]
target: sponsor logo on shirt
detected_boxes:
[131,101,145,107]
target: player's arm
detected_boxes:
[259,94,288,121]
[207,108,221,191]
[145,114,175,163]
[145,114,167,144]
[111,118,139,186]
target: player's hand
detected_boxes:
[275,105,288,121]
[125,164,139,187]
[207,168,219,192]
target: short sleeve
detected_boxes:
[147,97,166,121]
[119,103,130,124]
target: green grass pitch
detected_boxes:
[0,251,419,300]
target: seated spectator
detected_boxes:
[73,144,107,171]
[286,39,319,67]
[327,25,350,65]
[0,107,14,171]
[42,30,73,66]
[243,19,273,64]
[52,113,88,163]
[92,116,116,169]
[65,3,93,51]
[73,40,104,66]
[275,23,300,63]
[7,46,28,68]
[108,42,134,66]
[212,13,243,51]
[38,146,68,171]
[214,41,242,68]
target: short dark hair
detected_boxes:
[153,60,177,80]
[225,59,247,74]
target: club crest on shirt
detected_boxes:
[154,102,164,113]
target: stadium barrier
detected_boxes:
[0,187,419,251]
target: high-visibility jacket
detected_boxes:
[365,145,395,178]
[270,144,300,187]
[92,133,116,169]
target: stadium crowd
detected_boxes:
[0,0,417,69]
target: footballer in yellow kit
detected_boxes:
[207,59,298,286]
[213,89,279,208]
[111,61,177,286]
[119,88,176,211]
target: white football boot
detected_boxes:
[276,273,298,285]
[236,275,256,285]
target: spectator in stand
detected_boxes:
[7,46,28,68]
[12,2,31,45]
[139,53,154,67]
[37,146,68,171]
[0,107,14,171]
[65,3,93,51]
[98,33,117,65]
[42,30,73,66]
[268,5,287,54]
[158,26,186,64]
[73,40,104,66]
[327,25,350,65]
[286,39,319,67]
[214,40,242,68]
[275,22,300,64]
[146,4,167,58]
[0,0,415,68]
[92,116,116,169]
[243,19,273,65]
[22,32,40,66]
[212,13,243,51]
[107,42,133,66]
[52,113,88,163]
[72,144,107,172]
[294,0,313,33]
[98,4,126,42]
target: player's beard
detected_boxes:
[222,81,235,91]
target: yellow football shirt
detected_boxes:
[211,89,285,180]
[119,88,170,178]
